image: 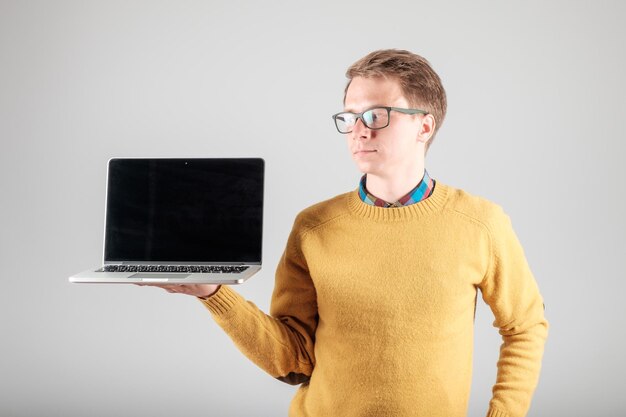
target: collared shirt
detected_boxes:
[358,169,436,207]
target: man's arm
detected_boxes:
[478,206,549,417]
[198,213,318,385]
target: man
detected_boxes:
[147,49,548,417]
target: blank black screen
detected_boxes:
[104,158,264,263]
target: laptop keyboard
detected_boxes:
[98,265,249,273]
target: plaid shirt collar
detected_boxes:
[358,169,436,208]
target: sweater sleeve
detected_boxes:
[197,214,317,385]
[478,206,549,417]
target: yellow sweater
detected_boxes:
[199,182,548,417]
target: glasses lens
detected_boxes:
[362,108,389,129]
[335,113,356,133]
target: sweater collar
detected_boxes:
[349,180,449,221]
[358,169,435,207]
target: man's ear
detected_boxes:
[417,114,435,145]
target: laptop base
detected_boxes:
[69,265,260,285]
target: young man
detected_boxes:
[149,49,548,417]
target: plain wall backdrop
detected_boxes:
[1,1,625,416]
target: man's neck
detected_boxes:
[365,164,426,203]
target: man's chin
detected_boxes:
[354,162,381,176]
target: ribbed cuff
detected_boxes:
[486,407,510,417]
[197,285,243,316]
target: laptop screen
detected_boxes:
[104,158,264,263]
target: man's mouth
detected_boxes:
[353,150,377,154]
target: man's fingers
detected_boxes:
[135,283,176,292]
[135,283,210,297]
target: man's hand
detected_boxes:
[135,283,221,299]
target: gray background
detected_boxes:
[1,1,624,416]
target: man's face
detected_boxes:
[343,76,430,178]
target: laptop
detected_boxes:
[69,157,264,284]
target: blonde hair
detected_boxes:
[344,49,447,151]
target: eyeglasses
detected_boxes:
[331,106,428,134]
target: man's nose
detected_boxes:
[352,117,370,138]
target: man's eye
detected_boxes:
[364,111,377,124]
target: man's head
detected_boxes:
[335,49,446,180]
[343,49,447,155]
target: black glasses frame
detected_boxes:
[331,106,429,134]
